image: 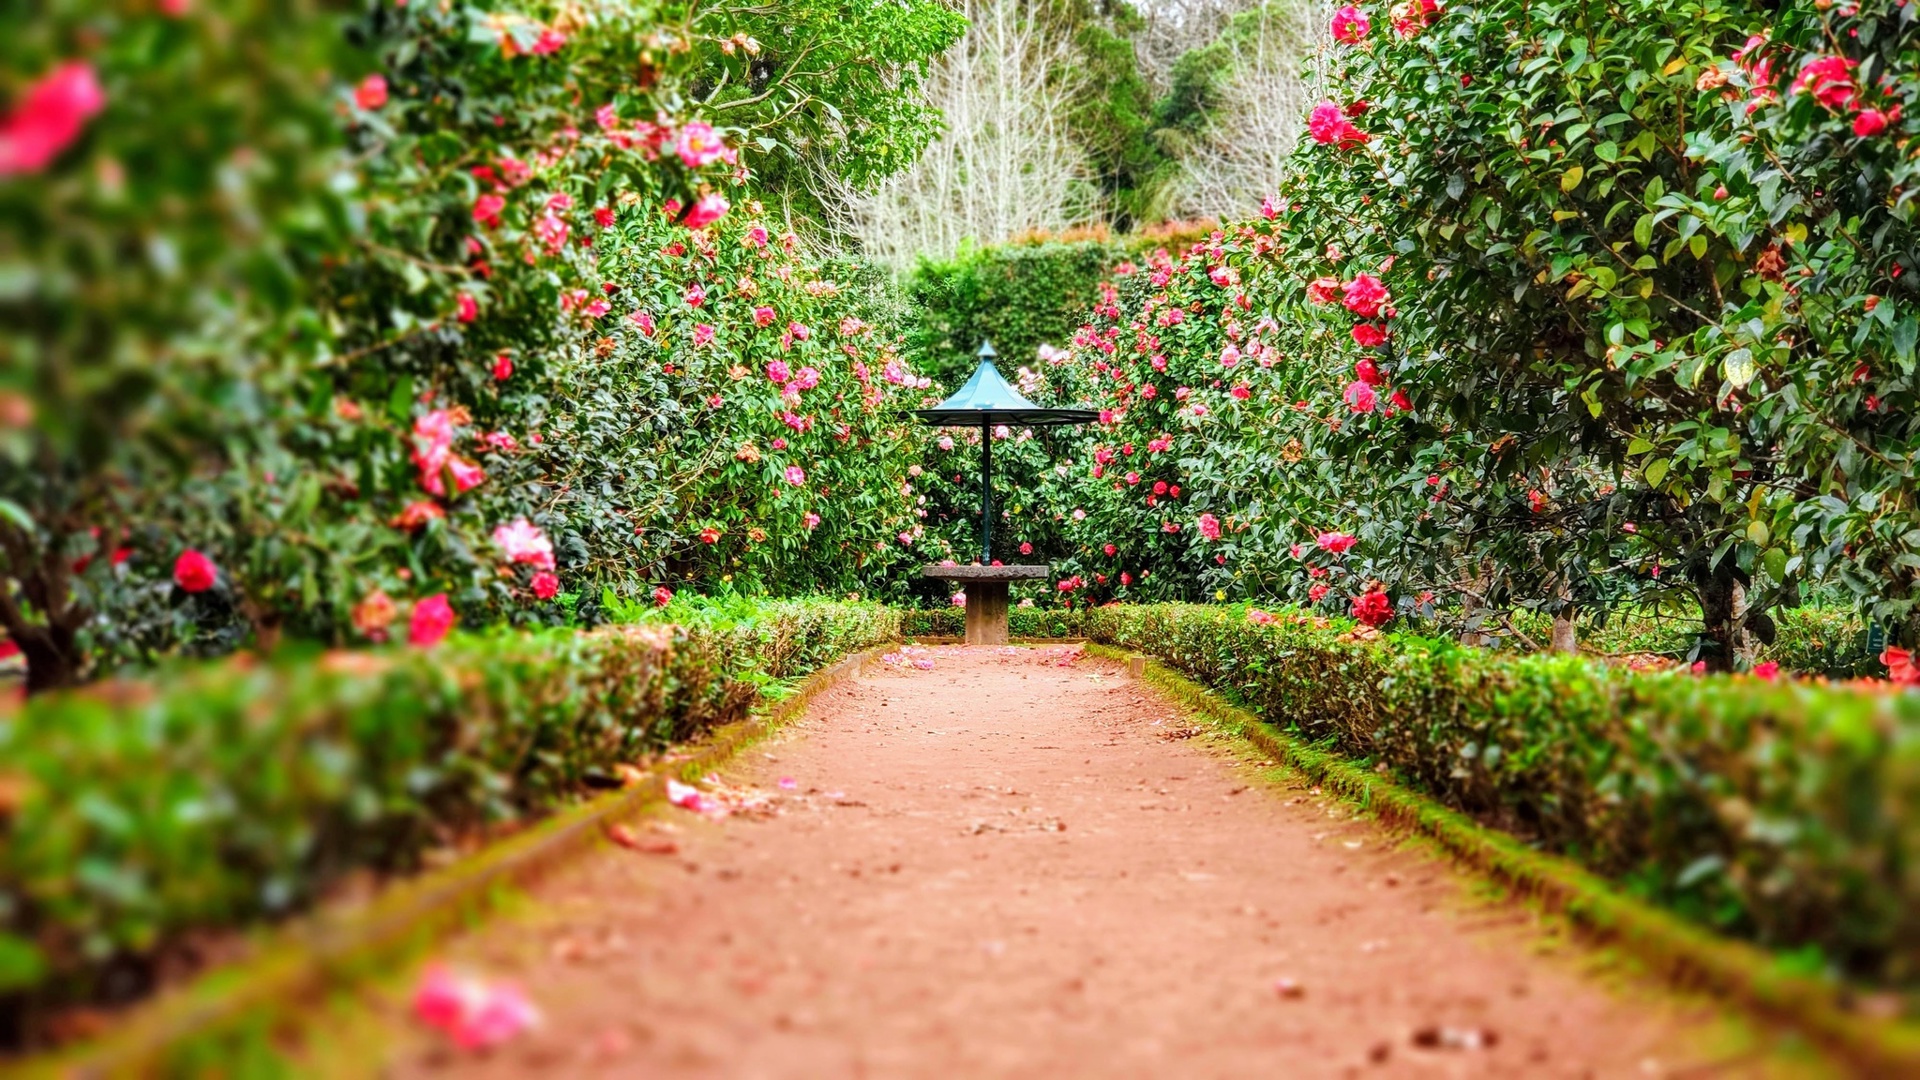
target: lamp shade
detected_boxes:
[911,342,1100,428]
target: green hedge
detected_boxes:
[899,607,1092,639]
[907,239,1129,384]
[1082,604,1920,986]
[0,600,897,1041]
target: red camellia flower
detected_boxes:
[1308,583,1331,603]
[0,638,19,661]
[492,353,514,382]
[1751,661,1779,680]
[1883,647,1920,685]
[0,62,107,177]
[1341,274,1389,318]
[1316,531,1358,554]
[1104,543,1117,556]
[473,194,505,227]
[1330,4,1371,43]
[455,293,478,323]
[699,526,722,544]
[355,74,388,111]
[1355,358,1384,386]
[1854,108,1892,137]
[173,549,218,593]
[1389,388,1412,411]
[1789,55,1859,111]
[1305,277,1341,304]
[1308,101,1370,149]
[1351,589,1393,627]
[654,585,674,607]
[409,594,455,649]
[1020,542,1034,555]
[530,571,560,600]
[1351,322,1388,347]
[682,192,730,229]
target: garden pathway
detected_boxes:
[368,645,1811,1078]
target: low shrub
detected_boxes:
[899,606,1091,639]
[0,600,897,1044]
[1083,603,1920,985]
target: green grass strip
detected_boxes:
[1087,642,1920,1076]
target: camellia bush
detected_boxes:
[2,0,964,689]
[953,0,1919,671]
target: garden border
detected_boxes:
[25,645,888,1078]
[1085,642,1920,1076]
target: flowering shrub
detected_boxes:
[1087,602,1920,982]
[2,0,962,688]
[0,598,897,1037]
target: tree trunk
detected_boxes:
[1696,559,1756,672]
[1550,611,1579,654]
[16,623,82,694]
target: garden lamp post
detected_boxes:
[912,340,1097,644]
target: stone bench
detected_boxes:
[922,564,1050,646]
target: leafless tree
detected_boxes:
[812,0,1105,268]
[1162,0,1322,221]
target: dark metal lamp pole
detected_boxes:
[977,341,996,565]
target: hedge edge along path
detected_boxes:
[27,646,890,1079]
[1084,643,1920,1076]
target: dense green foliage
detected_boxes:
[0,598,895,1041]
[1086,602,1920,983]
[1,0,962,689]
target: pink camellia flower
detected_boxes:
[630,310,656,335]
[792,367,821,391]
[766,359,792,384]
[1854,108,1892,137]
[1342,274,1389,317]
[173,549,218,593]
[412,410,455,491]
[788,321,811,341]
[455,293,478,323]
[530,571,560,600]
[785,465,806,486]
[1344,379,1378,413]
[1198,513,1222,540]
[1308,583,1331,603]
[653,585,673,607]
[754,305,777,327]
[1248,608,1277,626]
[1352,323,1388,347]
[411,965,540,1051]
[493,518,556,571]
[448,458,486,494]
[1392,0,1441,38]
[684,282,706,307]
[1261,194,1281,219]
[1751,660,1780,680]
[409,594,455,648]
[529,27,567,54]
[1308,101,1369,149]
[492,353,513,381]
[355,74,388,111]
[1221,344,1241,367]
[0,62,107,177]
[1352,589,1393,627]
[473,194,505,227]
[676,121,728,168]
[743,225,769,248]
[951,592,966,608]
[804,512,822,529]
[1306,276,1341,304]
[692,323,715,347]
[1789,55,1859,111]
[683,192,730,229]
[1316,531,1358,554]
[1330,5,1371,43]
[1230,384,1251,400]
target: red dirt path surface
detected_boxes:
[376,645,1802,1078]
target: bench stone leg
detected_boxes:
[964,581,1010,646]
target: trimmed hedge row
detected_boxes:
[1081,604,1920,986]
[899,607,1092,639]
[0,600,897,1044]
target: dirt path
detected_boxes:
[360,645,1814,1078]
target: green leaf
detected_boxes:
[1561,166,1585,192]
[1644,458,1671,488]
